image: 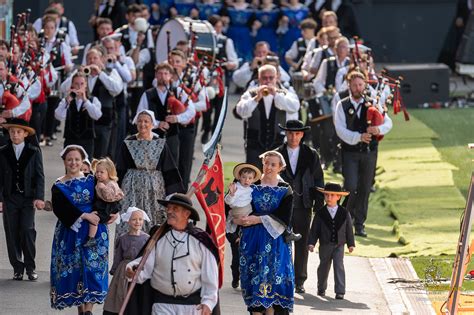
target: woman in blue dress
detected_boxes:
[280,2,309,62]
[50,145,110,314]
[238,151,294,314]
[252,0,280,53]
[226,2,254,62]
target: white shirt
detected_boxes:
[127,230,218,312]
[136,87,196,125]
[314,56,350,95]
[309,47,335,74]
[0,85,31,118]
[12,142,25,160]
[60,69,123,97]
[327,205,338,219]
[232,62,291,88]
[236,88,300,119]
[334,96,393,145]
[33,17,80,47]
[55,97,103,121]
[287,146,300,174]
[224,182,253,208]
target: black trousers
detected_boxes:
[317,244,345,294]
[226,231,240,282]
[94,124,113,159]
[245,145,266,170]
[293,207,312,286]
[319,119,337,165]
[178,125,196,190]
[30,102,47,141]
[114,94,128,159]
[2,193,36,274]
[342,150,378,230]
[44,96,60,138]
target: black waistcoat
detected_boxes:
[340,97,378,152]
[246,98,286,150]
[5,144,33,194]
[145,87,179,137]
[91,76,114,126]
[64,99,95,140]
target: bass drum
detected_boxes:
[155,17,217,67]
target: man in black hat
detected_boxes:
[0,118,45,281]
[276,120,324,294]
[126,193,219,315]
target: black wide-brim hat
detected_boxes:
[316,182,350,196]
[2,118,35,135]
[278,119,311,132]
[158,193,200,221]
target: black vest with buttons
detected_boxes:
[295,38,307,71]
[9,146,27,193]
[325,57,348,90]
[340,97,378,152]
[145,87,179,137]
[216,34,228,62]
[246,97,286,150]
[64,99,95,140]
[91,76,114,126]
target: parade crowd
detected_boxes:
[0,0,397,314]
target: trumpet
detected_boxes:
[69,91,77,99]
[107,57,114,63]
[83,66,91,76]
[262,88,270,96]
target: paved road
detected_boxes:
[0,94,390,314]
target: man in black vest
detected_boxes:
[83,48,123,158]
[314,36,350,170]
[0,119,45,281]
[285,18,317,74]
[276,120,324,294]
[236,64,300,169]
[334,71,392,237]
[136,62,195,165]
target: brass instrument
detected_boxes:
[83,66,91,76]
[249,86,287,97]
[69,91,77,99]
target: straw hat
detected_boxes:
[2,118,35,135]
[316,182,350,196]
[232,163,262,182]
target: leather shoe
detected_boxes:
[27,271,38,281]
[231,279,239,289]
[317,290,325,296]
[355,228,367,237]
[295,285,305,294]
[335,294,344,300]
[13,272,23,280]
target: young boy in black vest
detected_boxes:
[308,182,354,300]
[0,119,45,281]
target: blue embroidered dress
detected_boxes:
[240,184,294,312]
[50,175,108,309]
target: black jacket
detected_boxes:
[276,143,324,210]
[308,205,355,248]
[0,141,45,202]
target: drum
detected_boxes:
[310,95,333,123]
[303,83,315,100]
[292,72,304,97]
[155,17,217,67]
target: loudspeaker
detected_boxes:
[383,63,450,107]
[456,11,474,63]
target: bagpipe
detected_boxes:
[347,37,409,142]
